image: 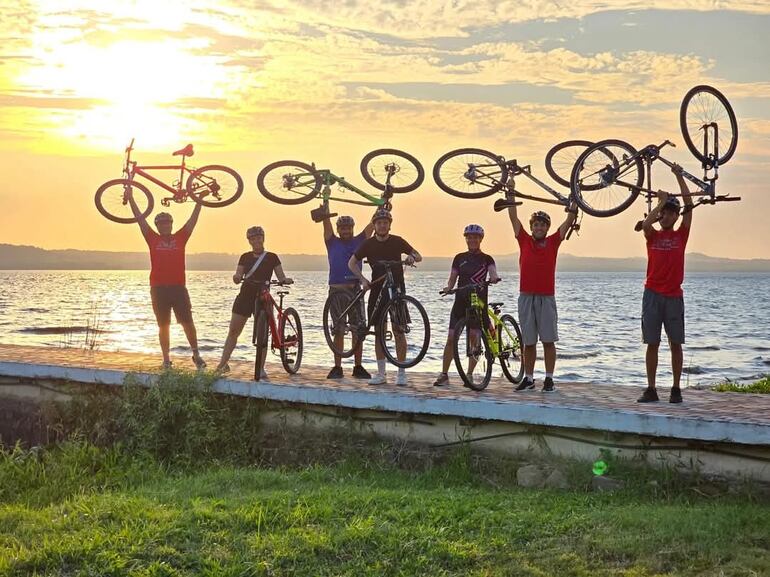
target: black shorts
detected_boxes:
[150,285,192,326]
[449,297,485,332]
[232,291,265,318]
[368,284,410,330]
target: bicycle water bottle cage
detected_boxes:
[172,144,194,157]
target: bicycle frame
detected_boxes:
[255,288,296,351]
[314,168,391,207]
[334,268,399,334]
[122,140,194,206]
[465,292,516,357]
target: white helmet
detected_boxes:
[463,224,484,237]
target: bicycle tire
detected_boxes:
[322,291,361,358]
[360,149,425,194]
[452,317,493,391]
[257,160,322,205]
[377,294,430,369]
[433,148,507,199]
[253,308,270,380]
[186,165,243,207]
[570,139,643,217]
[680,85,738,166]
[498,314,524,384]
[279,307,303,374]
[94,179,154,224]
[544,140,610,195]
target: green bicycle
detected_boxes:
[256,149,424,214]
[441,281,524,391]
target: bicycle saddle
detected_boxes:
[172,144,194,157]
[276,290,289,296]
[488,302,504,308]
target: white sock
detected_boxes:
[545,372,553,379]
[398,367,406,376]
[377,359,387,375]
[526,373,534,381]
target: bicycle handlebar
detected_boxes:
[365,259,416,267]
[440,278,501,296]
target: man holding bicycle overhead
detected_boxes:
[638,165,693,404]
[505,196,577,392]
[349,208,422,386]
[214,226,293,378]
[127,192,205,371]
[317,207,374,380]
[434,225,500,387]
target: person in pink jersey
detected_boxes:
[637,165,694,404]
[504,194,578,392]
[128,191,205,370]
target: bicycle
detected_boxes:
[256,149,424,220]
[322,260,430,369]
[251,280,303,377]
[568,85,740,222]
[432,140,601,237]
[440,281,524,391]
[95,138,244,224]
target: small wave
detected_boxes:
[171,344,219,352]
[560,351,601,360]
[753,346,770,352]
[683,366,708,375]
[689,345,720,351]
[18,326,111,335]
[22,307,49,313]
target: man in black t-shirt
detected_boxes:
[349,208,422,386]
[435,225,499,387]
[215,226,293,378]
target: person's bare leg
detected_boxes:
[180,321,203,365]
[670,341,683,388]
[354,337,363,365]
[441,335,453,374]
[217,313,249,370]
[159,324,171,364]
[466,331,480,375]
[646,343,660,389]
[524,343,537,376]
[543,342,556,375]
[333,332,343,367]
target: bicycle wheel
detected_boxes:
[433,148,507,199]
[360,149,425,194]
[253,308,269,380]
[377,294,430,369]
[322,291,364,358]
[94,179,154,224]
[452,317,493,391]
[680,85,738,166]
[545,140,601,195]
[186,165,243,207]
[279,307,303,374]
[570,139,643,217]
[257,160,322,205]
[498,314,524,384]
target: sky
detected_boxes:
[0,1,768,259]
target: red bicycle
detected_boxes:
[95,138,244,224]
[252,280,304,377]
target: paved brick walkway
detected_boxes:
[1,343,768,445]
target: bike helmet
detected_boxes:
[246,226,265,238]
[336,215,355,227]
[662,196,681,213]
[154,212,173,224]
[529,211,551,226]
[372,208,393,223]
[463,224,485,237]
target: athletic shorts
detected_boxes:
[150,285,192,326]
[232,291,264,318]
[517,293,558,346]
[641,288,685,345]
[368,284,410,332]
[449,296,486,332]
[328,285,365,334]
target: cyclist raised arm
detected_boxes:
[557,200,579,240]
[505,191,523,237]
[674,164,694,230]
[181,201,203,237]
[127,188,152,239]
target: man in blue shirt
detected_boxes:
[319,206,374,378]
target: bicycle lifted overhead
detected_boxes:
[322,260,430,369]
[440,280,524,391]
[257,149,424,220]
[568,85,740,225]
[95,139,244,224]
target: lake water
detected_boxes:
[0,270,768,387]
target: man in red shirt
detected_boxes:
[505,196,577,392]
[638,165,693,403]
[128,191,205,370]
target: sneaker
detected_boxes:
[669,387,683,404]
[192,354,207,370]
[542,377,556,393]
[515,377,535,392]
[260,370,269,380]
[327,366,344,379]
[433,373,449,387]
[215,363,231,375]
[396,371,408,387]
[352,365,371,379]
[637,387,659,403]
[161,360,173,370]
[368,373,387,386]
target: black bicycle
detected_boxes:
[441,281,524,390]
[569,85,740,221]
[322,260,430,368]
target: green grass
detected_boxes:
[713,375,770,394]
[1,444,769,577]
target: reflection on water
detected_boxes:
[0,270,768,387]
